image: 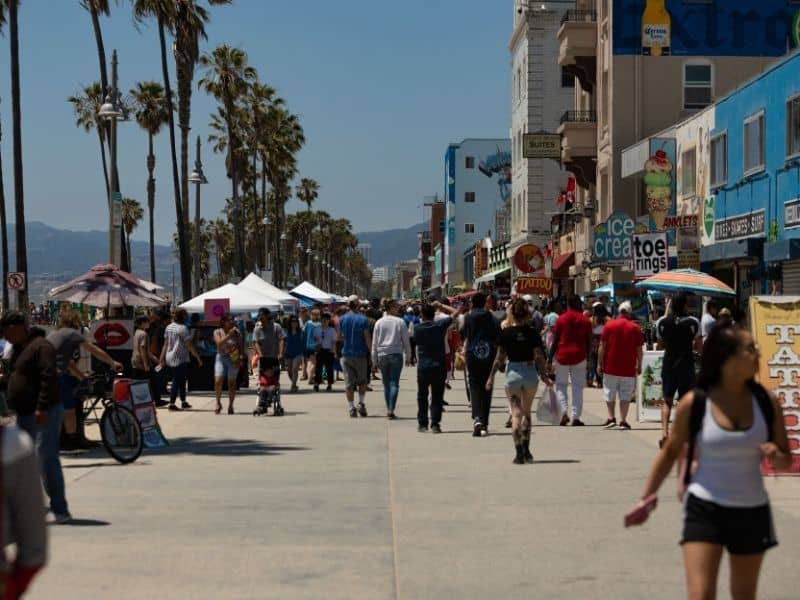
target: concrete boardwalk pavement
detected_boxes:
[34,368,800,599]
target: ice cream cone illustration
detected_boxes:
[644,148,673,231]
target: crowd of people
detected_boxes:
[0,288,792,599]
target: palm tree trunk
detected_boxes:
[147,133,156,283]
[9,1,27,310]
[177,64,191,230]
[232,173,244,279]
[89,5,108,94]
[260,167,267,271]
[0,121,9,311]
[98,130,110,200]
[157,17,189,301]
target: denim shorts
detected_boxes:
[215,353,239,380]
[505,361,539,392]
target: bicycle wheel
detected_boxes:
[100,404,143,464]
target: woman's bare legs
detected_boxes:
[728,553,764,600]
[214,376,224,414]
[683,542,723,600]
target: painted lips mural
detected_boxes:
[94,322,131,347]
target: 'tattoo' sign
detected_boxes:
[634,232,668,278]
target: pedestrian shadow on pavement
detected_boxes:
[62,461,154,469]
[148,436,309,457]
[58,518,111,527]
[531,459,581,464]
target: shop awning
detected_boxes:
[531,252,575,278]
[764,239,800,262]
[700,238,764,263]
[474,267,511,285]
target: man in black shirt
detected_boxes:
[462,292,501,437]
[2,311,71,523]
[412,301,458,433]
[656,292,702,446]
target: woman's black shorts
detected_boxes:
[681,494,778,555]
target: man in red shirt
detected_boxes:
[547,295,592,426]
[597,301,643,430]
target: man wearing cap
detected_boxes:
[1,311,71,523]
[338,299,372,417]
[597,301,643,430]
[253,308,285,377]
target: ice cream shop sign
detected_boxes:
[593,211,635,267]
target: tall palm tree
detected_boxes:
[121,197,144,271]
[68,82,110,198]
[295,177,319,280]
[133,0,189,300]
[1,0,28,309]
[206,217,232,286]
[80,0,111,94]
[173,0,231,226]
[130,80,170,283]
[0,114,9,311]
[199,44,257,278]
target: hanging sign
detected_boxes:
[522,133,562,159]
[593,211,634,267]
[633,232,668,278]
[516,277,553,296]
[203,298,230,322]
[513,244,544,274]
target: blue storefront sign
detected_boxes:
[593,211,635,266]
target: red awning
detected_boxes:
[531,252,575,279]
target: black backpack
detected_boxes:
[683,381,774,488]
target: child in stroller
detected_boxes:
[254,364,283,416]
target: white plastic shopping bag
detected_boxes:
[536,386,559,425]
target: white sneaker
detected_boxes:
[49,511,72,525]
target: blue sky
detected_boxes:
[0,0,511,245]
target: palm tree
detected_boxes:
[68,82,110,198]
[132,0,188,300]
[130,80,170,283]
[296,178,319,213]
[1,0,28,309]
[206,217,232,286]
[199,44,257,278]
[121,198,144,271]
[0,115,9,311]
[173,0,231,226]
[80,0,111,94]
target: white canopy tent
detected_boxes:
[238,273,299,312]
[290,281,335,304]
[179,283,281,314]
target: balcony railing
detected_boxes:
[560,110,597,125]
[560,9,597,26]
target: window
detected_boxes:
[464,192,476,203]
[465,156,475,169]
[787,96,800,157]
[710,133,727,188]
[561,67,575,88]
[681,149,697,196]
[744,112,765,174]
[683,63,713,110]
[464,223,475,234]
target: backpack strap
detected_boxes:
[748,380,775,442]
[683,387,707,487]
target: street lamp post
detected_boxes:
[188,136,208,295]
[305,248,312,283]
[280,232,288,288]
[295,242,303,286]
[99,50,124,267]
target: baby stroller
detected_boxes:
[253,365,283,416]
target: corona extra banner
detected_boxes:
[749,296,800,475]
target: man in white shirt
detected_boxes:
[700,299,718,342]
[312,313,338,391]
[371,301,412,418]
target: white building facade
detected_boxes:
[510,2,575,252]
[443,138,511,287]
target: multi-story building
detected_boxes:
[356,243,372,267]
[558,0,791,293]
[443,138,511,290]
[393,260,419,299]
[509,1,575,255]
[371,266,389,283]
[623,49,800,301]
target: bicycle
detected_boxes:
[78,371,143,464]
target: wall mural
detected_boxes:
[479,148,512,204]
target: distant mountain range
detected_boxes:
[4,222,177,302]
[1,220,422,302]
[355,222,424,271]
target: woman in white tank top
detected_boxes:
[628,321,791,600]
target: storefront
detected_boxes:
[700,237,765,305]
[764,239,800,295]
